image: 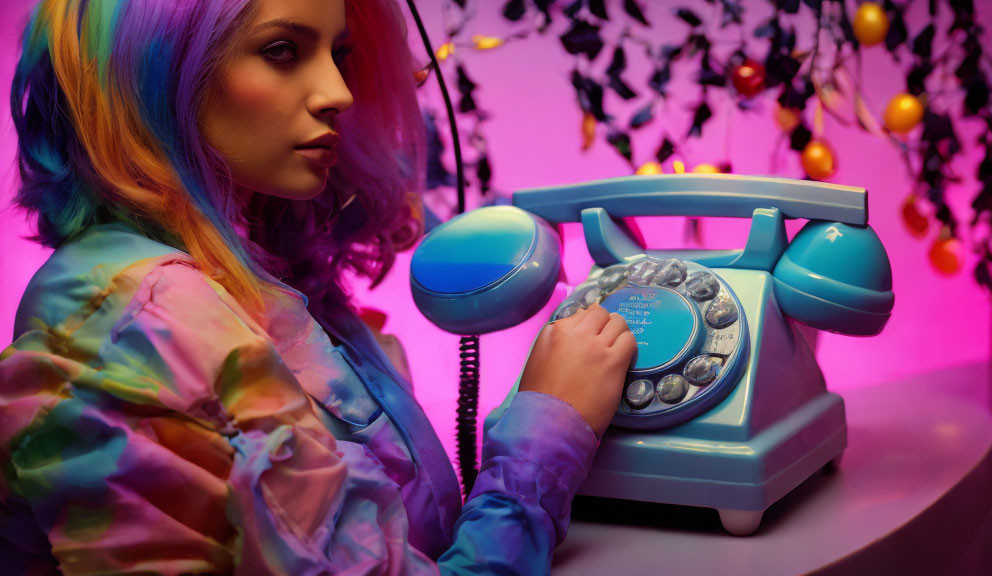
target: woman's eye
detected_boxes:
[262,41,299,64]
[332,44,353,64]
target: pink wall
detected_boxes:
[1,2,989,459]
[1,2,50,343]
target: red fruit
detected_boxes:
[731,59,766,98]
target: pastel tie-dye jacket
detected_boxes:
[0,222,600,575]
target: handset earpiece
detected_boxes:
[410,206,561,335]
[772,220,894,336]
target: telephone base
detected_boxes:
[576,390,846,535]
[485,269,848,535]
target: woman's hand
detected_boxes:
[518,303,637,438]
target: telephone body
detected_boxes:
[410,174,893,535]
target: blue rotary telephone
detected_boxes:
[410,173,894,535]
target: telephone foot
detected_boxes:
[718,509,764,536]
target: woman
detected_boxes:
[0,0,636,573]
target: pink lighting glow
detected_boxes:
[1,1,989,463]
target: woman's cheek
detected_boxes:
[225,69,288,134]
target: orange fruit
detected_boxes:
[581,112,596,150]
[883,93,925,134]
[853,3,889,46]
[801,140,836,181]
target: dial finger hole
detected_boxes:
[685,272,720,301]
[705,296,739,329]
[627,258,661,286]
[572,284,602,308]
[597,265,630,294]
[684,355,724,386]
[650,259,687,287]
[656,374,689,404]
[625,379,655,410]
[552,300,582,322]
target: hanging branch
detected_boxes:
[422,0,992,293]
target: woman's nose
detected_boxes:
[307,55,354,118]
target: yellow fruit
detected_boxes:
[636,161,663,175]
[883,93,925,134]
[929,237,963,275]
[801,140,836,181]
[853,3,889,46]
[692,163,721,174]
[776,105,802,132]
[436,42,454,61]
[472,35,504,50]
[673,160,686,174]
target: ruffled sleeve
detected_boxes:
[0,256,435,575]
[437,391,599,575]
[2,232,602,575]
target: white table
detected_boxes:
[553,362,992,576]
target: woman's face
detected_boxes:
[200,0,353,201]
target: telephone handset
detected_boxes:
[411,174,893,534]
[412,174,891,339]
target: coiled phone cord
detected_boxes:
[406,0,479,498]
[456,336,481,494]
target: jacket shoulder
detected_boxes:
[13,222,184,339]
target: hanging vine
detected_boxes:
[415,0,992,292]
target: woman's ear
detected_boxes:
[390,191,424,251]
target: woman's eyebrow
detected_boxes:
[251,19,347,42]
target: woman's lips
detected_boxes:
[296,146,337,167]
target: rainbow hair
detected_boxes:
[244,0,426,317]
[11,0,425,318]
